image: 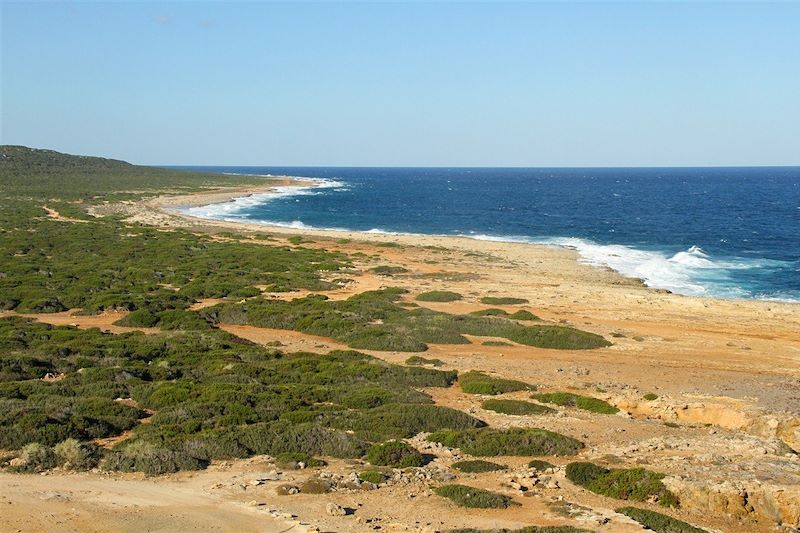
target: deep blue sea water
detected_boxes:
[175,166,800,302]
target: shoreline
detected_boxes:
[150,180,797,308]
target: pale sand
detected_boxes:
[11,182,799,532]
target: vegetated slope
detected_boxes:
[0,145,262,199]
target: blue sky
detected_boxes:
[2,1,798,166]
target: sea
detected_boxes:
[173,166,800,303]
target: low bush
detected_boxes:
[527,459,555,471]
[427,428,583,457]
[470,308,510,317]
[299,477,331,493]
[405,356,444,367]
[566,462,678,507]
[328,403,485,441]
[616,507,706,532]
[479,297,528,305]
[644,393,659,401]
[509,310,537,320]
[533,392,619,414]
[482,341,513,347]
[451,459,506,473]
[53,438,99,470]
[416,291,463,302]
[366,441,425,467]
[358,469,388,484]
[370,266,409,275]
[482,399,554,416]
[10,442,59,473]
[434,484,515,508]
[460,371,533,395]
[101,441,207,476]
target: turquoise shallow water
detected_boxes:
[175,166,800,302]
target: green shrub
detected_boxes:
[405,356,444,367]
[53,438,99,470]
[116,309,160,328]
[482,341,513,347]
[103,441,206,476]
[482,399,554,416]
[527,459,555,471]
[434,484,515,508]
[366,441,425,467]
[427,428,583,457]
[329,403,485,441]
[566,462,678,507]
[460,371,533,395]
[370,266,409,275]
[644,393,659,401]
[11,442,59,472]
[451,460,506,473]
[533,392,619,414]
[616,507,706,532]
[479,297,528,305]
[470,308,510,317]
[509,310,537,320]
[416,291,463,302]
[358,469,388,484]
[565,462,610,485]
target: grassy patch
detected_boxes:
[460,371,533,395]
[434,484,515,508]
[405,356,444,367]
[482,399,554,416]
[366,441,425,467]
[427,428,583,457]
[451,459,507,473]
[416,291,463,302]
[480,297,528,305]
[616,507,706,532]
[566,462,678,507]
[533,392,619,414]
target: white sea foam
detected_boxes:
[177,177,346,220]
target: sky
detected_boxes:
[1,1,799,167]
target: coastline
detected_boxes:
[28,178,800,531]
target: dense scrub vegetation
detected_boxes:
[405,356,444,367]
[482,399,555,416]
[566,462,678,507]
[471,309,538,320]
[0,317,477,474]
[366,441,425,467]
[0,148,603,481]
[616,507,706,533]
[427,428,583,457]
[459,371,534,395]
[532,392,619,414]
[208,290,610,352]
[434,484,516,508]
